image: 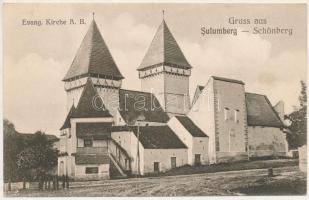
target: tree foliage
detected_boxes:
[285,80,307,149]
[3,119,25,182]
[3,119,58,182]
[16,131,58,179]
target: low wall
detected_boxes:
[216,152,248,163]
[298,145,307,173]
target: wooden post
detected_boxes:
[48,175,51,189]
[52,176,56,190]
[56,176,59,190]
[8,177,11,191]
[62,175,65,189]
[66,175,69,189]
[268,168,274,177]
[39,175,43,190]
[23,177,26,190]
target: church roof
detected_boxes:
[59,105,76,130]
[245,93,284,128]
[133,126,187,149]
[60,78,112,130]
[137,20,192,71]
[118,89,169,124]
[71,78,112,118]
[212,76,245,85]
[175,116,208,137]
[63,20,124,81]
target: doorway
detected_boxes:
[194,154,201,166]
[171,157,176,169]
[153,162,160,173]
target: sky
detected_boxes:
[3,3,307,136]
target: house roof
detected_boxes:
[132,126,187,149]
[60,105,76,130]
[212,76,245,85]
[137,20,192,71]
[76,122,111,139]
[118,89,169,124]
[71,78,112,118]
[245,93,284,128]
[192,85,205,106]
[175,116,208,137]
[75,154,109,165]
[63,20,124,81]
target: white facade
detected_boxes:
[140,64,191,115]
[168,117,209,165]
[58,117,113,179]
[248,126,288,157]
[111,130,188,175]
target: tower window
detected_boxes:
[234,109,239,123]
[224,108,229,121]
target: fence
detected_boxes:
[5,175,70,192]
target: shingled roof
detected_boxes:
[245,93,284,128]
[137,20,192,71]
[71,78,112,118]
[175,116,208,137]
[133,126,187,149]
[63,20,124,81]
[118,89,169,124]
[60,105,76,130]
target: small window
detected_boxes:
[85,167,98,174]
[234,110,239,123]
[216,96,220,111]
[84,139,93,147]
[224,108,229,121]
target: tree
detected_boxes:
[285,80,307,149]
[3,119,24,183]
[16,131,58,182]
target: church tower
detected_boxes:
[137,18,192,115]
[63,17,124,117]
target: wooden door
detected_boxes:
[154,162,160,173]
[195,154,201,165]
[171,157,176,169]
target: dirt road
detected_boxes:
[6,166,306,197]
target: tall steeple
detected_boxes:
[137,18,192,71]
[138,17,192,116]
[63,16,123,116]
[63,18,124,81]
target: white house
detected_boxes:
[168,116,209,165]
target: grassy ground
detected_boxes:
[5,165,306,197]
[160,158,298,177]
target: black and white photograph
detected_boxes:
[2,1,307,197]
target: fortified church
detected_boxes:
[58,15,288,179]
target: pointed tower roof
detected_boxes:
[137,20,192,71]
[71,78,112,118]
[63,20,124,81]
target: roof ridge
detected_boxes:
[263,95,284,126]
